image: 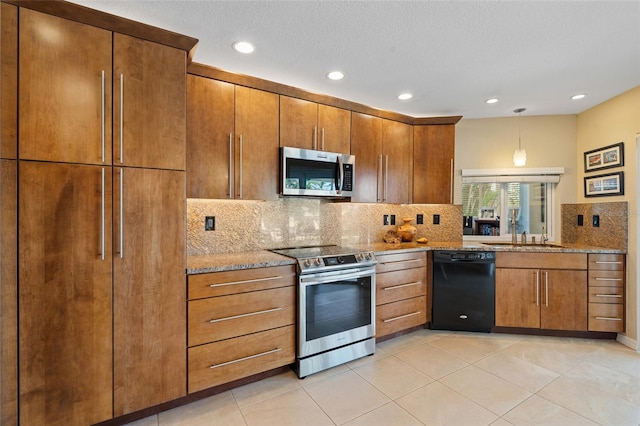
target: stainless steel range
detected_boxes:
[271,246,377,378]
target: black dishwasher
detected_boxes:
[432,251,496,332]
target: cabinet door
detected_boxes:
[19,9,112,165]
[279,96,317,149]
[19,162,113,426]
[113,168,186,415]
[495,268,540,328]
[350,112,383,202]
[235,86,279,200]
[540,269,587,331]
[1,2,17,160]
[114,33,186,170]
[186,75,235,198]
[413,125,455,204]
[318,104,351,153]
[382,119,411,204]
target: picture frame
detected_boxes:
[480,207,495,219]
[583,142,624,172]
[584,171,624,197]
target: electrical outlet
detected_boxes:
[433,214,440,225]
[383,215,389,226]
[390,215,396,226]
[205,216,215,231]
[416,214,424,225]
[592,214,600,227]
[577,214,584,226]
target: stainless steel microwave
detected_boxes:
[281,147,355,198]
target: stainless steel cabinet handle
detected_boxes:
[377,154,383,202]
[544,271,549,307]
[595,294,622,298]
[100,168,105,260]
[595,317,622,321]
[449,159,454,203]
[228,133,233,198]
[383,281,422,291]
[209,348,282,369]
[208,276,283,288]
[119,73,124,163]
[209,307,282,323]
[380,259,422,266]
[384,155,389,202]
[595,261,622,264]
[238,135,243,199]
[321,128,325,151]
[594,277,623,281]
[119,168,124,259]
[383,311,421,323]
[101,70,105,163]
[535,270,539,306]
[313,126,318,150]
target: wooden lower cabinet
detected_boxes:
[187,266,296,394]
[495,253,588,332]
[587,254,625,332]
[375,252,427,338]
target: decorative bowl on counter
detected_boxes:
[383,230,402,244]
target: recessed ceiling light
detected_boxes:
[398,93,413,100]
[326,71,344,80]
[232,41,254,54]
[571,94,586,100]
[485,98,499,104]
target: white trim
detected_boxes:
[462,167,565,177]
[616,334,638,352]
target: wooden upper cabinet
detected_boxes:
[1,3,17,160]
[280,96,351,153]
[18,9,113,165]
[350,112,383,203]
[381,119,411,204]
[186,75,235,198]
[413,124,455,204]
[235,85,280,200]
[114,33,186,171]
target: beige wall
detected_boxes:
[576,86,640,347]
[454,115,578,241]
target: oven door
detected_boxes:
[298,266,375,358]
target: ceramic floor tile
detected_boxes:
[538,374,640,425]
[376,329,449,354]
[395,342,468,379]
[158,391,245,426]
[426,334,519,363]
[490,419,515,426]
[499,340,582,374]
[346,345,391,369]
[396,381,498,426]
[298,363,351,388]
[521,335,603,359]
[352,355,434,399]
[231,370,301,409]
[585,345,640,379]
[240,388,334,426]
[439,365,531,416]
[502,395,598,425]
[124,416,158,426]
[342,402,423,426]
[304,370,390,425]
[563,360,640,405]
[474,351,559,393]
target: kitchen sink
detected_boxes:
[482,242,566,249]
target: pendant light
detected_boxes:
[512,107,527,167]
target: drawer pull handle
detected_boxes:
[595,294,622,298]
[383,281,422,291]
[209,307,282,323]
[594,277,623,281]
[594,317,622,321]
[209,276,283,288]
[594,261,622,264]
[383,311,421,323]
[209,347,282,369]
[380,259,422,266]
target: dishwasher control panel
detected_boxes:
[437,251,496,261]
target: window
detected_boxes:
[461,168,563,240]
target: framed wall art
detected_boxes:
[584,142,624,172]
[584,171,624,197]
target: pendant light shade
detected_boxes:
[513,108,526,167]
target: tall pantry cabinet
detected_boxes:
[10,6,191,424]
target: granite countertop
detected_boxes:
[187,242,626,274]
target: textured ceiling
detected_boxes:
[69,0,640,119]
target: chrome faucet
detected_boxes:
[540,226,549,245]
[521,231,527,244]
[511,209,518,244]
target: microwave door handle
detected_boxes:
[336,155,344,194]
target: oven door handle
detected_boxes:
[300,268,374,285]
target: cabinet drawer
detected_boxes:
[588,270,624,286]
[496,252,587,270]
[588,254,624,271]
[376,296,427,338]
[588,304,624,332]
[188,286,295,346]
[188,265,295,299]
[376,267,426,305]
[376,251,426,273]
[588,287,624,304]
[188,325,295,393]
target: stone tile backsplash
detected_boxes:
[561,201,628,249]
[187,198,463,255]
